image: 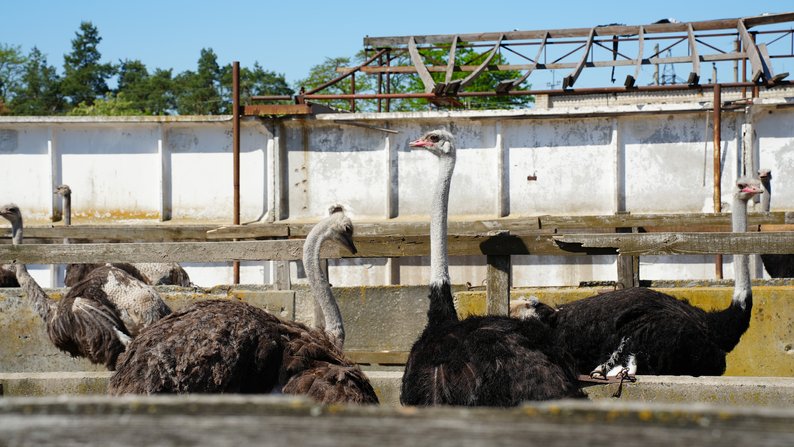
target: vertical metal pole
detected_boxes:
[232,61,241,284]
[385,50,392,112]
[733,39,739,82]
[713,84,723,279]
[377,54,383,113]
[350,73,356,112]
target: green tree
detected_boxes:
[9,47,64,115]
[174,48,223,115]
[294,52,375,111]
[67,92,142,116]
[60,21,115,108]
[115,59,175,115]
[0,43,27,106]
[216,62,294,113]
[297,45,533,111]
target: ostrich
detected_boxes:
[54,184,192,287]
[757,170,794,278]
[534,177,763,378]
[400,130,583,407]
[0,204,170,370]
[108,206,378,404]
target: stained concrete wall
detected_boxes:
[1,94,793,288]
[1,284,792,377]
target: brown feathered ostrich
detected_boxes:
[54,185,192,287]
[529,177,763,378]
[400,130,583,407]
[109,206,378,404]
[0,204,171,370]
[757,170,794,278]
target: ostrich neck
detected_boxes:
[429,156,455,286]
[732,196,751,309]
[9,217,52,322]
[303,221,344,347]
[63,194,71,226]
[760,178,771,212]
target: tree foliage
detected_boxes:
[60,21,115,107]
[1,22,531,116]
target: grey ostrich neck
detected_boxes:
[62,192,71,226]
[5,213,52,322]
[430,155,455,286]
[760,176,771,212]
[303,218,345,347]
[731,193,751,309]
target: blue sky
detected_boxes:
[2,0,791,90]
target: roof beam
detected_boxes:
[497,32,548,94]
[625,26,645,88]
[563,28,595,89]
[408,36,437,93]
[686,24,701,85]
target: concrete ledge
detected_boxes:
[4,371,794,409]
[0,394,793,446]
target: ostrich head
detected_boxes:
[0,203,21,225]
[735,177,763,202]
[409,129,456,158]
[325,205,357,255]
[54,185,71,197]
[757,169,771,182]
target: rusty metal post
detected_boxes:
[713,84,723,279]
[350,72,356,112]
[385,50,391,112]
[377,55,382,112]
[232,61,241,284]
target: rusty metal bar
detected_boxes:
[713,84,722,279]
[232,61,241,285]
[302,49,387,96]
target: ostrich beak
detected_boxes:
[409,138,433,149]
[339,233,358,255]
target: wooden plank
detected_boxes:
[444,35,459,84]
[458,34,504,89]
[554,232,794,256]
[625,26,645,88]
[364,14,794,47]
[737,19,768,83]
[408,36,437,93]
[350,52,746,74]
[486,254,511,316]
[242,104,314,116]
[1,225,218,242]
[346,350,409,365]
[498,32,548,93]
[686,23,701,84]
[563,28,596,89]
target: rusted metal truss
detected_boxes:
[245,12,794,114]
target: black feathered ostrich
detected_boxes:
[109,206,378,404]
[54,184,192,287]
[532,177,763,378]
[400,130,583,407]
[0,204,171,370]
[757,169,794,278]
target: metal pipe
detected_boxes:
[251,80,781,103]
[713,84,723,279]
[232,61,241,285]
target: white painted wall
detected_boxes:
[1,97,793,288]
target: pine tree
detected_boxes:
[60,21,115,108]
[9,47,64,115]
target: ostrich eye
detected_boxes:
[737,183,746,189]
[428,135,439,143]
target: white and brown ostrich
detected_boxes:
[54,184,191,287]
[528,177,763,378]
[400,130,582,407]
[757,169,794,278]
[0,203,171,370]
[108,206,378,404]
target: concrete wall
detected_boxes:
[1,92,794,288]
[2,284,792,377]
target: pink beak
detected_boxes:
[409,138,432,148]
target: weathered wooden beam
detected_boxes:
[625,26,645,88]
[737,19,770,83]
[555,232,794,256]
[347,52,746,74]
[497,32,548,94]
[486,254,511,316]
[1,225,219,242]
[242,104,314,116]
[563,28,596,89]
[686,24,701,85]
[364,13,794,47]
[458,34,504,90]
[346,350,409,365]
[408,36,437,93]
